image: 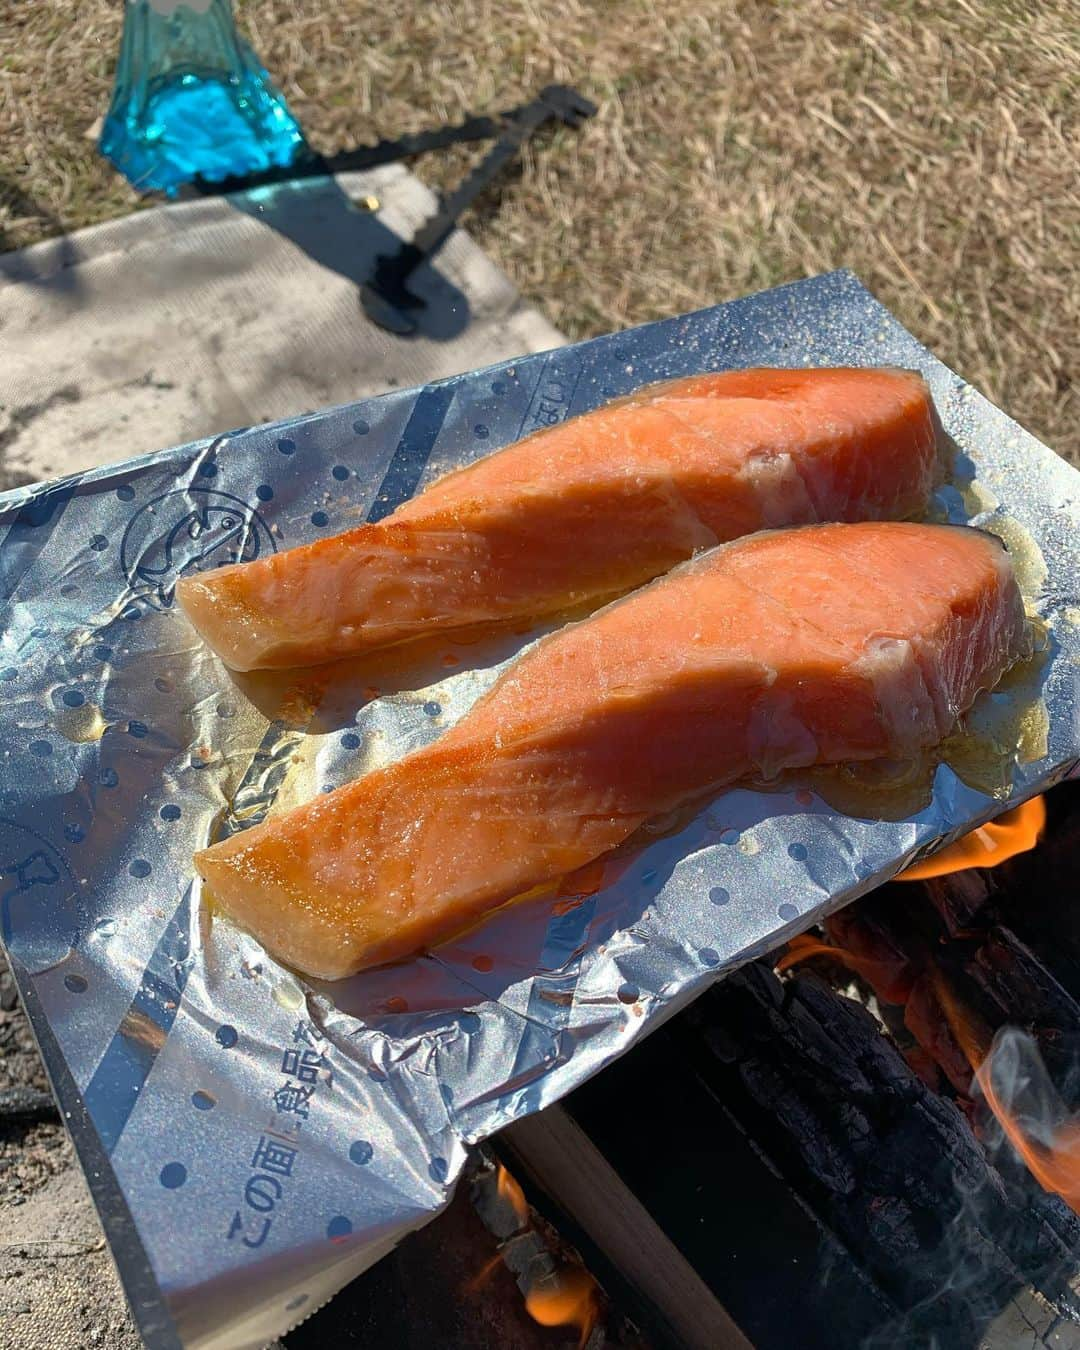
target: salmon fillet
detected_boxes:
[177,368,939,671]
[195,522,1027,979]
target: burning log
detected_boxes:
[766,777,1080,1341]
[685,964,1080,1341]
[902,970,983,1096]
[920,867,994,935]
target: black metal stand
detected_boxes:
[183,85,597,335]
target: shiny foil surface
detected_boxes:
[1,272,1078,1349]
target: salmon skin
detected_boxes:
[195,522,1027,980]
[177,368,940,671]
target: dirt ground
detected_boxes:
[1,0,1077,459]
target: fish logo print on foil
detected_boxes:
[120,487,275,611]
[2,849,60,901]
[0,821,84,971]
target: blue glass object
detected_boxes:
[100,0,307,194]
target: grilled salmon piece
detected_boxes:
[177,368,939,671]
[195,522,1027,979]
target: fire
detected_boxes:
[472,1164,600,1343]
[934,971,1080,1215]
[977,1054,1080,1214]
[896,795,1046,881]
[497,1162,528,1225]
[779,787,1075,1216]
[465,1253,506,1295]
[524,1267,599,1347]
[775,932,894,984]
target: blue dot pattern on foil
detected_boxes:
[428,1157,448,1184]
[160,1163,187,1189]
[64,974,88,993]
[352,418,369,435]
[115,485,135,502]
[29,741,52,758]
[191,1091,215,1111]
[99,768,119,788]
[62,689,84,708]
[0,668,16,681]
[788,842,809,862]
[327,1216,352,1240]
[90,535,108,552]
[160,804,181,821]
[311,511,329,527]
[709,886,730,906]
[332,465,349,481]
[699,948,720,967]
[129,859,151,878]
[278,438,296,455]
[216,1025,238,1049]
[349,1140,374,1166]
[341,733,361,750]
[778,903,799,921]
[128,721,148,739]
[64,824,85,843]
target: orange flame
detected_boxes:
[933,972,1080,1215]
[497,1163,528,1225]
[977,1059,1080,1214]
[775,932,900,989]
[474,1165,600,1343]
[524,1267,599,1347]
[896,796,1046,881]
[465,1252,506,1295]
[466,1166,530,1295]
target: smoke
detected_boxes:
[976,1026,1080,1215]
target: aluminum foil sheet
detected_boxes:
[2,271,1078,1349]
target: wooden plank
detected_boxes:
[499,1104,753,1350]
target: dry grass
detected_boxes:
[1,0,1077,459]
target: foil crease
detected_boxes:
[1,272,1078,1349]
